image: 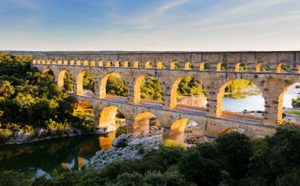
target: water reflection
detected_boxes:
[0,134,115,177]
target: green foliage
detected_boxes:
[0,170,32,186]
[83,71,95,92]
[115,127,127,137]
[177,76,202,96]
[140,76,163,101]
[239,62,248,71]
[106,75,128,97]
[63,70,74,91]
[225,79,253,94]
[0,128,13,143]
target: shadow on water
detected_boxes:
[0,133,115,178]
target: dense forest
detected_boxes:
[1,125,300,185]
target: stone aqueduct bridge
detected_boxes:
[32,51,300,140]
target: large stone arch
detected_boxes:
[43,67,53,75]
[57,68,74,90]
[99,72,128,99]
[134,73,164,103]
[98,105,125,130]
[216,78,266,117]
[133,111,157,136]
[76,69,96,95]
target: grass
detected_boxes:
[285,111,300,117]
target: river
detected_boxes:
[0,134,115,178]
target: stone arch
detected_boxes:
[99,60,104,66]
[100,72,128,98]
[277,62,291,73]
[106,60,112,67]
[216,61,227,71]
[256,61,269,72]
[57,69,74,91]
[99,105,125,131]
[63,60,68,65]
[43,67,54,75]
[277,82,300,124]
[134,60,140,68]
[57,60,62,65]
[235,62,248,72]
[76,69,95,95]
[170,60,179,69]
[145,61,153,68]
[184,61,193,70]
[134,74,163,103]
[115,60,121,67]
[91,60,96,66]
[42,59,46,64]
[52,59,56,65]
[216,78,265,117]
[124,60,130,67]
[83,60,88,66]
[157,61,165,69]
[133,112,157,136]
[199,61,209,70]
[33,59,37,64]
[76,60,81,66]
[170,76,205,109]
[70,60,75,65]
[47,59,51,64]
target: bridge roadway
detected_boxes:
[31,51,300,141]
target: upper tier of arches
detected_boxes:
[32,58,299,73]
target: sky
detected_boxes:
[0,0,300,51]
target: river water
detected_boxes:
[0,84,299,177]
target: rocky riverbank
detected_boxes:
[87,128,162,169]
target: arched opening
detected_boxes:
[52,59,56,65]
[58,69,74,92]
[91,60,95,66]
[277,62,292,73]
[99,106,126,134]
[106,60,112,67]
[76,70,95,95]
[184,62,194,70]
[216,61,227,71]
[115,61,121,67]
[145,61,153,68]
[74,100,94,125]
[256,62,269,72]
[76,60,81,66]
[168,118,204,144]
[33,59,37,64]
[134,60,140,68]
[157,61,166,69]
[47,60,51,64]
[199,61,210,70]
[170,76,206,110]
[170,60,179,69]
[99,60,104,66]
[63,60,68,65]
[134,74,163,104]
[42,59,46,64]
[278,83,300,124]
[133,112,159,136]
[43,67,54,76]
[83,60,88,66]
[235,62,248,72]
[57,60,62,65]
[124,60,130,68]
[70,60,75,65]
[217,79,265,120]
[100,72,128,99]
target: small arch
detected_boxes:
[42,59,46,64]
[99,106,126,132]
[217,61,227,71]
[168,118,204,144]
[70,60,75,65]
[145,61,153,68]
[133,112,158,136]
[76,60,81,66]
[83,60,88,66]
[124,60,130,68]
[91,60,96,66]
[33,59,37,64]
[99,60,104,66]
[199,61,210,71]
[170,60,179,69]
[106,60,112,67]
[134,60,140,68]
[52,59,56,65]
[157,61,166,69]
[36,59,40,64]
[47,60,51,64]
[58,69,74,91]
[57,60,62,65]
[63,60,68,65]
[277,62,291,73]
[235,62,248,72]
[115,60,121,67]
[184,61,193,70]
[256,62,269,72]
